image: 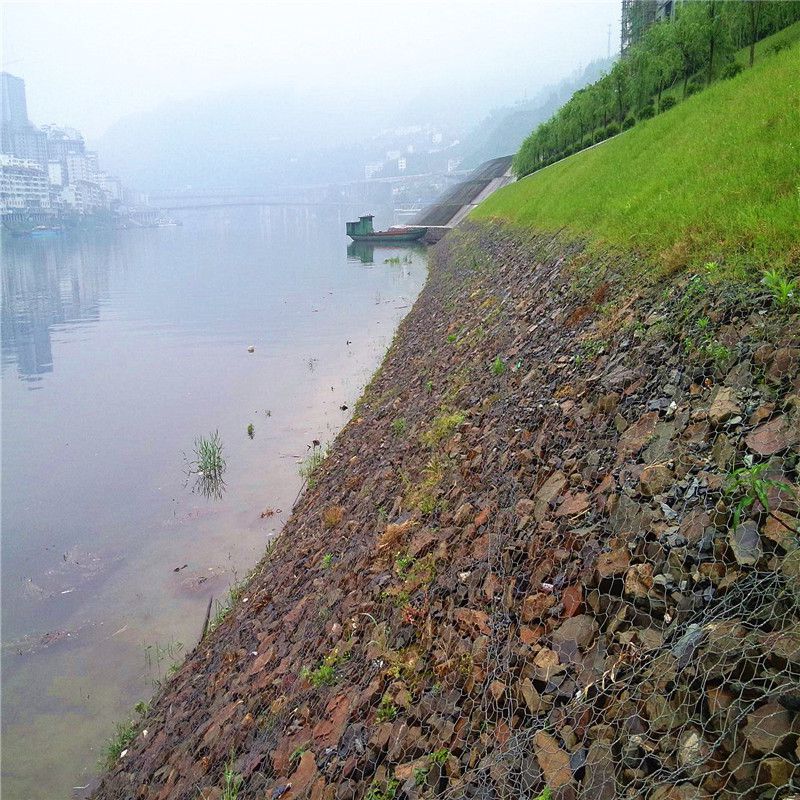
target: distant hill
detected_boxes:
[460,58,613,169]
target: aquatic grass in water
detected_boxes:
[186,430,227,500]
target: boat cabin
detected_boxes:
[346,214,375,238]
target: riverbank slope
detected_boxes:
[92,36,800,800]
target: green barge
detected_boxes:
[346,214,426,243]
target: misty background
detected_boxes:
[3,1,621,194]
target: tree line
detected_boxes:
[514,0,800,178]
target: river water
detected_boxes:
[0,206,427,799]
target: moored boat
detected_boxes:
[346,214,426,243]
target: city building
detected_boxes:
[43,124,86,163]
[1,72,29,129]
[65,152,96,184]
[2,71,126,218]
[1,72,49,169]
[0,154,50,212]
[620,0,678,53]
[60,180,105,214]
[97,172,122,204]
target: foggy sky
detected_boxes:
[3,1,620,141]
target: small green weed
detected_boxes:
[535,789,553,800]
[246,423,255,439]
[289,742,310,765]
[186,430,227,499]
[725,459,798,532]
[366,778,399,800]
[429,748,450,766]
[391,417,407,436]
[446,333,458,343]
[376,695,398,722]
[414,766,430,786]
[101,719,138,769]
[301,648,345,687]
[221,756,244,800]
[491,356,506,376]
[321,553,334,569]
[762,268,798,308]
[299,444,327,488]
[422,411,465,448]
[425,379,434,393]
[394,553,414,578]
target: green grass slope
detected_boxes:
[473,39,800,276]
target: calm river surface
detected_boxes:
[1,206,427,799]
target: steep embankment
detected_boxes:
[475,40,800,275]
[93,38,800,800]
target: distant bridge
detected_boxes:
[149,197,358,211]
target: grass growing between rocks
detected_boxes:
[473,39,800,278]
[101,720,138,770]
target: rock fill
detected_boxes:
[92,223,800,800]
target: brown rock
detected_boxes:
[638,464,673,497]
[596,392,620,415]
[534,471,567,521]
[617,411,659,460]
[453,502,474,525]
[729,520,762,566]
[750,402,775,426]
[489,680,506,701]
[760,627,800,664]
[743,702,792,754]
[453,608,490,636]
[679,508,710,545]
[515,498,536,518]
[394,757,429,783]
[532,730,572,789]
[313,693,352,750]
[517,678,546,714]
[474,507,490,527]
[756,756,793,787]
[596,546,630,579]
[649,785,711,800]
[624,563,654,598]
[551,614,598,651]
[561,585,583,618]
[521,592,556,623]
[286,751,318,799]
[706,686,734,716]
[766,347,800,382]
[582,740,615,800]
[708,387,741,426]
[519,625,543,645]
[762,510,799,547]
[554,491,591,519]
[745,415,800,456]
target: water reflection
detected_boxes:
[346,240,426,265]
[1,234,113,385]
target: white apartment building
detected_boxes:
[65,152,97,184]
[48,159,63,186]
[60,179,105,214]
[0,154,50,212]
[97,172,122,203]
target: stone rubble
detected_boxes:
[92,224,800,800]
